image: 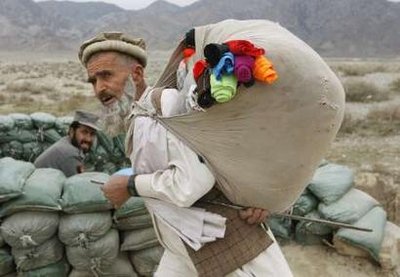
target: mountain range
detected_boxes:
[0,0,399,57]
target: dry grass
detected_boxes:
[390,78,400,92]
[343,79,389,102]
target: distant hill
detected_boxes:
[0,0,399,57]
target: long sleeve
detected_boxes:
[135,130,215,208]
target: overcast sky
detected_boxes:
[35,0,200,10]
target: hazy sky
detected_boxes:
[35,0,200,10]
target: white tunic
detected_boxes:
[130,88,293,276]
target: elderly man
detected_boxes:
[34,110,100,177]
[79,32,292,276]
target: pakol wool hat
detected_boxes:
[79,32,147,67]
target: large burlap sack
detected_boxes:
[1,212,59,249]
[308,163,354,204]
[54,116,73,136]
[0,168,64,217]
[59,212,112,247]
[2,141,24,160]
[30,113,55,130]
[12,237,63,271]
[153,19,345,212]
[333,206,387,262]
[0,248,14,276]
[65,229,119,272]
[121,227,159,252]
[43,129,62,144]
[114,197,152,230]
[114,214,153,231]
[292,189,319,216]
[0,130,37,144]
[0,158,35,203]
[22,143,43,162]
[69,252,137,277]
[0,232,5,248]
[17,259,70,277]
[129,246,164,277]
[266,216,292,239]
[60,172,112,214]
[318,188,379,224]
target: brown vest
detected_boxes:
[186,189,273,277]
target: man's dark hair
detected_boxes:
[69,121,81,132]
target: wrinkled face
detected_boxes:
[70,125,96,153]
[87,52,131,107]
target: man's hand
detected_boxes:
[101,175,130,208]
[239,207,270,225]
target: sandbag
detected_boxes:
[43,129,62,144]
[121,227,159,251]
[0,130,36,144]
[153,19,345,212]
[60,172,112,214]
[30,113,55,130]
[295,210,333,245]
[318,188,379,224]
[12,237,63,271]
[379,221,400,270]
[96,132,114,154]
[9,114,32,130]
[0,115,14,132]
[114,214,153,231]
[59,212,112,247]
[22,143,42,162]
[266,216,292,240]
[1,212,59,249]
[0,168,64,217]
[308,163,354,204]
[65,229,119,272]
[54,116,73,136]
[129,246,164,277]
[0,248,14,276]
[292,189,319,216]
[1,141,24,161]
[69,252,137,277]
[17,259,70,277]
[333,206,387,261]
[114,197,152,230]
[0,158,35,203]
[0,232,4,248]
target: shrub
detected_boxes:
[344,80,388,102]
[390,78,400,92]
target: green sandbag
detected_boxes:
[112,134,125,154]
[0,168,64,217]
[59,212,112,247]
[96,132,114,154]
[267,216,292,239]
[129,246,164,277]
[318,188,379,224]
[114,197,148,219]
[293,189,319,216]
[1,212,59,249]
[0,248,14,276]
[17,259,70,277]
[308,163,354,204]
[2,141,24,160]
[121,227,159,251]
[60,172,112,214]
[102,162,117,175]
[69,252,137,277]
[0,115,14,132]
[114,214,153,231]
[295,210,333,245]
[0,232,4,248]
[0,158,35,203]
[0,130,35,143]
[30,113,55,130]
[334,206,387,262]
[65,229,119,271]
[9,114,33,129]
[43,129,62,144]
[12,236,63,272]
[54,116,73,136]
[22,143,43,162]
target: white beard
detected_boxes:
[100,76,136,137]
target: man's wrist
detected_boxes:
[127,174,139,196]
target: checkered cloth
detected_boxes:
[186,189,273,277]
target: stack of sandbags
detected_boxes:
[60,172,137,276]
[0,159,68,276]
[114,197,163,276]
[268,162,395,268]
[0,113,130,175]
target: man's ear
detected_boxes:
[131,64,144,83]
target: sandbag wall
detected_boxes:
[268,161,399,271]
[0,113,130,174]
[0,158,161,277]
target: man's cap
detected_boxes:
[79,32,147,67]
[72,110,101,131]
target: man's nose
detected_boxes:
[94,80,106,96]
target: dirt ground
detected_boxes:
[1,52,399,276]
